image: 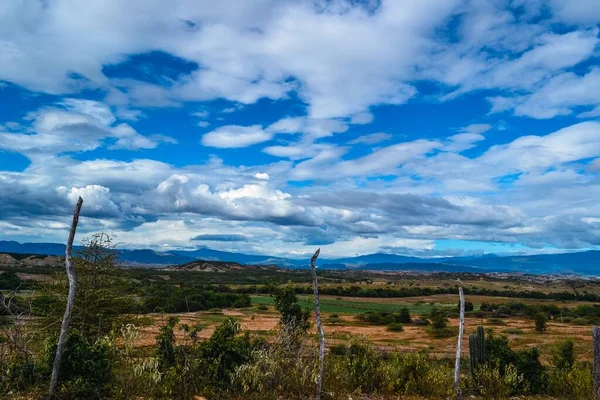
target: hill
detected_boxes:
[0,240,598,275]
[165,260,280,272]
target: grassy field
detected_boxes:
[250,294,457,315]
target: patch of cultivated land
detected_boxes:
[135,294,595,364]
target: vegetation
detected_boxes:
[1,236,599,398]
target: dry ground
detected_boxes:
[134,306,595,363]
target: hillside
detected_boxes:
[0,252,64,267]
[1,240,598,275]
[165,260,280,272]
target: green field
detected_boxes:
[251,295,456,315]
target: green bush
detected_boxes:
[399,307,411,323]
[43,330,115,399]
[380,352,453,397]
[387,322,404,332]
[552,339,575,371]
[547,364,593,399]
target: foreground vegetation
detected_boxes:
[1,236,599,398]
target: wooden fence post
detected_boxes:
[310,248,324,400]
[49,197,83,394]
[594,326,600,400]
[454,286,465,400]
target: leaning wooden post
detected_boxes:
[594,326,600,400]
[454,286,465,400]
[310,248,324,400]
[49,196,83,395]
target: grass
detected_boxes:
[250,295,455,315]
[502,328,525,335]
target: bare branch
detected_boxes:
[49,196,83,394]
[594,326,600,400]
[310,248,324,400]
[454,286,465,400]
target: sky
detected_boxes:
[0,0,599,259]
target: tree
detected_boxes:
[534,313,547,333]
[458,301,474,312]
[551,339,574,370]
[270,283,310,335]
[399,307,411,323]
[430,308,448,330]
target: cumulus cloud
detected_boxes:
[1,1,600,256]
[0,99,174,158]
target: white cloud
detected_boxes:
[254,172,270,180]
[348,132,393,145]
[0,99,173,159]
[350,112,374,125]
[202,124,272,148]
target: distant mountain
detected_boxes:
[0,240,597,275]
[0,241,66,256]
[0,241,195,266]
[166,260,280,273]
[444,251,600,274]
[117,250,197,266]
[321,262,484,273]
[327,253,429,266]
[171,248,294,266]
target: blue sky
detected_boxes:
[0,0,599,258]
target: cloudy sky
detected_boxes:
[1,0,599,258]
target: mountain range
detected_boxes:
[0,240,598,275]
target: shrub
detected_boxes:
[270,283,310,336]
[486,317,506,326]
[534,312,547,332]
[197,318,260,390]
[328,314,342,325]
[458,300,474,312]
[387,322,404,332]
[547,364,593,399]
[552,339,575,371]
[399,307,411,323]
[430,308,448,330]
[256,304,269,311]
[470,362,522,399]
[43,330,115,399]
[380,352,453,397]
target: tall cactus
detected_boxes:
[469,325,486,376]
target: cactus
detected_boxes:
[469,325,486,376]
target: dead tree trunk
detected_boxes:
[310,248,324,400]
[454,286,465,400]
[49,197,83,395]
[594,326,600,400]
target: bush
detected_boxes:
[430,308,448,330]
[399,307,411,323]
[534,312,547,332]
[470,362,522,399]
[458,300,474,312]
[356,311,404,325]
[43,330,115,399]
[548,364,593,399]
[552,339,575,371]
[380,352,453,397]
[387,322,404,332]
